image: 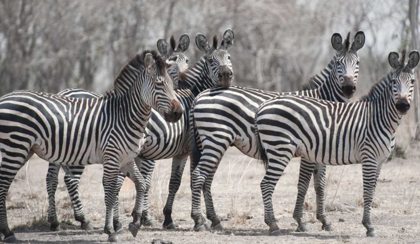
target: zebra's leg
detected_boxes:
[63,166,93,231]
[293,159,315,232]
[102,160,122,242]
[135,158,156,227]
[112,172,125,233]
[190,137,231,232]
[120,160,146,238]
[361,160,379,237]
[46,163,61,231]
[260,144,296,236]
[162,155,188,229]
[202,167,223,231]
[0,149,31,243]
[313,164,332,231]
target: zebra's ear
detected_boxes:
[157,39,171,58]
[170,35,177,52]
[331,33,343,51]
[144,53,155,69]
[220,28,234,50]
[177,34,190,52]
[195,33,210,53]
[351,31,365,52]
[407,51,420,69]
[388,52,400,69]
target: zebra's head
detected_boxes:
[157,34,190,89]
[388,50,420,115]
[331,31,365,99]
[195,29,235,88]
[141,51,183,123]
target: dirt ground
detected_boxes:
[4,145,420,244]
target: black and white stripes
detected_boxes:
[0,50,182,242]
[255,50,419,236]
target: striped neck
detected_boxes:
[307,58,349,103]
[176,57,218,95]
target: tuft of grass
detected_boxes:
[90,211,102,221]
[7,201,26,210]
[13,217,49,231]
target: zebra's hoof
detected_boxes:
[194,224,207,232]
[0,233,4,241]
[211,223,223,231]
[50,222,61,231]
[114,222,123,233]
[4,234,17,243]
[204,221,212,231]
[81,221,94,231]
[296,224,309,232]
[108,233,120,243]
[366,229,377,237]
[322,223,333,231]
[163,222,177,230]
[270,230,281,236]
[128,222,140,237]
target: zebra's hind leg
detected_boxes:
[135,158,156,227]
[203,166,222,231]
[260,144,296,236]
[313,164,332,231]
[293,159,315,232]
[0,149,31,243]
[162,155,188,229]
[191,137,231,232]
[46,163,61,231]
[63,165,93,231]
[361,160,379,237]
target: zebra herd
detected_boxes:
[0,28,418,242]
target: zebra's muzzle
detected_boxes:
[342,85,356,98]
[219,65,233,88]
[396,99,410,115]
[164,99,183,123]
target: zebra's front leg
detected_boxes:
[313,164,332,231]
[293,159,315,232]
[135,158,156,227]
[361,161,379,237]
[121,160,146,238]
[112,172,126,233]
[46,163,61,231]
[63,165,93,231]
[162,155,188,229]
[102,161,122,242]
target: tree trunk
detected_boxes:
[409,0,420,140]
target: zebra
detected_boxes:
[254,50,419,236]
[189,31,365,231]
[46,29,235,232]
[45,34,192,232]
[0,50,183,243]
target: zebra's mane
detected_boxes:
[359,78,390,102]
[111,50,166,96]
[301,75,321,90]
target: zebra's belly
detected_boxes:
[139,133,189,160]
[32,142,101,166]
[299,146,361,165]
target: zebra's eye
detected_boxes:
[186,58,189,63]
[169,56,178,62]
[227,56,231,60]
[392,79,397,85]
[411,79,416,84]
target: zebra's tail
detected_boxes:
[255,102,268,170]
[189,101,202,175]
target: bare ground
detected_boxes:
[4,145,420,244]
